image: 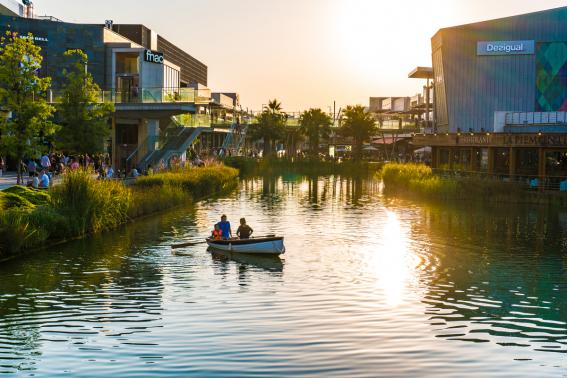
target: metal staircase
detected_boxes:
[126,115,210,170]
[219,122,248,156]
[137,127,208,169]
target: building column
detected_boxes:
[111,116,117,169]
[509,147,516,180]
[487,147,494,175]
[146,119,160,152]
[430,146,437,168]
[538,148,546,191]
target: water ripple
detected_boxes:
[0,176,565,376]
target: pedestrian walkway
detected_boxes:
[0,172,63,190]
[0,172,18,190]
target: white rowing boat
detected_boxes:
[206,236,285,255]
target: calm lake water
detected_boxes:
[0,175,566,377]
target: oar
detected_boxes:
[171,240,207,249]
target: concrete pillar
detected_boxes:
[509,147,516,180]
[111,116,117,169]
[488,147,495,175]
[432,146,439,168]
[538,148,546,191]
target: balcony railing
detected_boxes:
[47,87,211,105]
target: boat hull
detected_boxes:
[206,237,285,255]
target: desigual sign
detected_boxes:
[477,40,535,56]
[144,49,164,64]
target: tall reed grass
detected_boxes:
[135,164,239,198]
[50,170,131,236]
[380,163,525,201]
[224,157,382,176]
[0,165,239,260]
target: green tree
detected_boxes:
[0,32,57,184]
[56,49,114,155]
[248,99,286,158]
[339,105,377,161]
[299,108,332,159]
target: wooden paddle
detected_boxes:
[171,240,206,249]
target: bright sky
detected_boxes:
[36,0,567,112]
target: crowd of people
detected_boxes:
[20,152,115,188]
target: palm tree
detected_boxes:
[339,105,377,161]
[285,126,303,159]
[266,99,282,113]
[248,99,286,158]
[299,108,332,159]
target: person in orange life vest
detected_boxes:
[211,224,223,240]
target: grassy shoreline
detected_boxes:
[0,164,239,261]
[224,157,383,176]
[380,163,567,205]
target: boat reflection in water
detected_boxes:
[208,247,284,272]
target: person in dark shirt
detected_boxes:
[237,218,253,239]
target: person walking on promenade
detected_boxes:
[40,154,51,171]
[27,159,37,178]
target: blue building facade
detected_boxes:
[432,6,567,133]
[413,7,567,188]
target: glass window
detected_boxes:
[516,148,539,175]
[493,148,510,174]
[480,148,489,172]
[116,53,139,74]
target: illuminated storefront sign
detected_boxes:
[144,49,164,64]
[477,40,535,56]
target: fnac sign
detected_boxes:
[144,49,164,64]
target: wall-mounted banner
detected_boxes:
[477,40,535,56]
[144,49,164,64]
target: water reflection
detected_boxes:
[0,206,203,375]
[209,249,284,272]
[410,202,567,353]
[372,211,415,306]
[0,174,565,376]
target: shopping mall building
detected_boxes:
[0,2,221,170]
[412,6,567,188]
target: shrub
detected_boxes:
[0,192,35,209]
[128,184,189,218]
[50,170,131,236]
[0,209,47,258]
[135,165,239,198]
[380,162,529,202]
[3,186,51,206]
[26,205,70,240]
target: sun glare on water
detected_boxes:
[372,210,417,306]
